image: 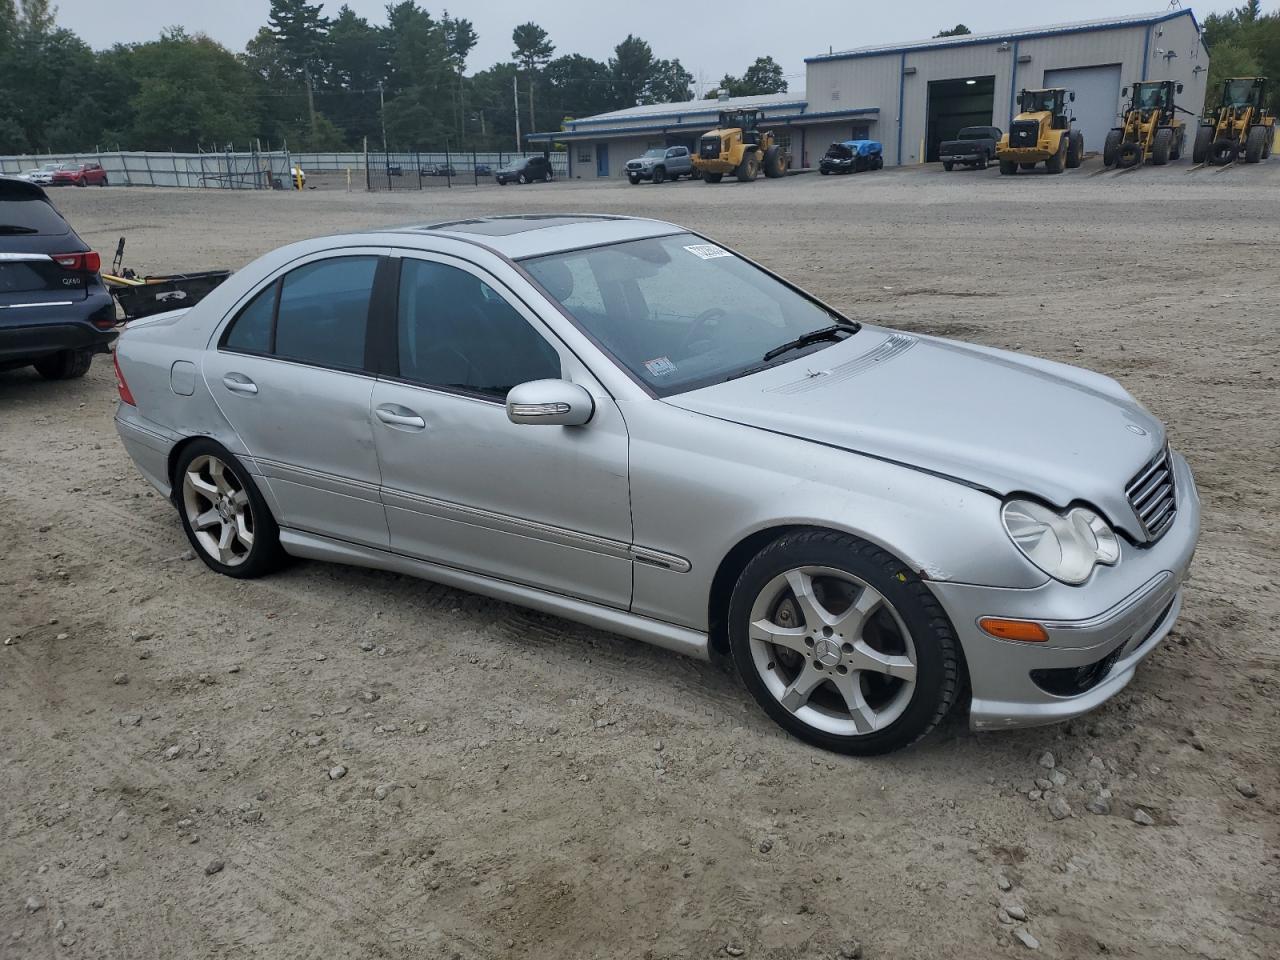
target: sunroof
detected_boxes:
[416,215,626,237]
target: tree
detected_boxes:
[544,53,615,122]
[443,11,478,143]
[643,58,693,104]
[935,24,972,38]
[381,2,453,148]
[707,56,788,98]
[265,0,329,81]
[610,34,654,107]
[512,23,554,140]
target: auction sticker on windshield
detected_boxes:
[683,244,732,260]
[644,356,678,377]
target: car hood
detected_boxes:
[665,325,1164,538]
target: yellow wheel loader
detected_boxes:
[1103,80,1191,168]
[692,109,788,184]
[1193,77,1274,165]
[996,88,1084,175]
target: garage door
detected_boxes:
[1043,65,1122,154]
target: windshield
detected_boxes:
[1223,79,1258,107]
[1022,91,1061,113]
[1136,85,1163,109]
[523,232,855,396]
[642,149,665,158]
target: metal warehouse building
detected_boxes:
[531,8,1210,175]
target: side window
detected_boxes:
[274,256,378,370]
[397,259,560,399]
[222,281,277,354]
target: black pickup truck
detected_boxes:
[939,126,1002,170]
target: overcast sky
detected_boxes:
[53,1,1238,90]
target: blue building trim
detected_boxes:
[1008,39,1020,125]
[806,10,1198,64]
[1141,25,1151,81]
[896,51,906,165]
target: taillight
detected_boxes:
[52,251,101,273]
[113,352,136,405]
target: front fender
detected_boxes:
[624,401,1045,631]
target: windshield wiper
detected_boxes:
[0,225,39,235]
[761,323,854,362]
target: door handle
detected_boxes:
[222,373,258,395]
[375,404,426,430]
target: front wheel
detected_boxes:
[544,170,553,182]
[1193,125,1214,164]
[729,530,961,755]
[652,166,665,184]
[1244,125,1267,163]
[942,161,954,172]
[703,171,723,183]
[627,174,640,185]
[999,159,1017,175]
[1103,129,1122,167]
[518,173,529,184]
[175,441,285,579]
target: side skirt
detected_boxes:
[278,528,711,661]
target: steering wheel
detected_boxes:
[679,307,727,356]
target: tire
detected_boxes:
[76,178,87,187]
[872,156,883,170]
[101,176,108,186]
[1152,127,1174,165]
[627,174,640,185]
[735,153,758,182]
[1263,127,1273,159]
[763,144,786,178]
[1103,129,1122,167]
[1116,141,1142,169]
[1045,136,1066,174]
[1193,125,1214,164]
[999,159,1017,175]
[819,168,829,175]
[942,161,954,172]
[977,155,988,170]
[33,348,93,380]
[1244,125,1267,163]
[652,166,665,184]
[518,173,529,184]
[1171,127,1185,161]
[728,530,961,756]
[1066,130,1083,168]
[703,171,723,184]
[1210,138,1238,166]
[174,440,286,579]
[544,170,553,182]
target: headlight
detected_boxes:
[1001,499,1120,585]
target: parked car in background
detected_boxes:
[494,155,554,184]
[939,126,1003,170]
[51,162,108,187]
[0,177,116,379]
[421,162,457,177]
[18,163,61,185]
[819,140,884,174]
[625,146,696,184]
[474,163,493,177]
[112,214,1199,755]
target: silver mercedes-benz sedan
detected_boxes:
[113,215,1199,754]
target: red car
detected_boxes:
[51,162,109,187]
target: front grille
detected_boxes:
[1126,447,1177,541]
[700,137,721,160]
[625,162,641,170]
[1010,120,1039,148]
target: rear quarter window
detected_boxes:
[0,197,71,237]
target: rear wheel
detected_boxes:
[1066,130,1083,168]
[976,155,988,170]
[1244,125,1267,163]
[999,159,1017,175]
[728,530,961,756]
[1103,129,1122,167]
[33,348,93,380]
[1193,124,1214,164]
[175,441,286,579]
[1152,127,1174,165]
[1171,127,1185,161]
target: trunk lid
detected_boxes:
[0,187,90,313]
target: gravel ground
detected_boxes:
[3,159,1278,960]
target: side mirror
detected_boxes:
[506,379,595,427]
[1122,86,1129,97]
[1176,83,1184,94]
[1070,91,1076,102]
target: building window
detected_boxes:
[851,124,870,140]
[577,147,591,163]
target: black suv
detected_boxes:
[494,155,554,185]
[1,177,115,379]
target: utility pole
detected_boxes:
[304,65,317,141]
[378,80,387,152]
[513,75,521,152]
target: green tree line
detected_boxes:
[0,0,789,155]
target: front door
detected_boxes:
[203,251,389,547]
[369,252,633,609]
[596,143,609,178]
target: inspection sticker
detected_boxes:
[683,243,732,260]
[644,356,678,377]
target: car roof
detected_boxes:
[394,214,685,260]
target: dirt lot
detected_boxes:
[3,162,1278,960]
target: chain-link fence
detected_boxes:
[0,150,293,188]
[360,151,569,191]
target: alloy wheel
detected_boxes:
[747,565,918,736]
[181,454,255,566]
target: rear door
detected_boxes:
[0,184,89,319]
[202,249,390,548]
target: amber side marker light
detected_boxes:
[978,618,1049,642]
